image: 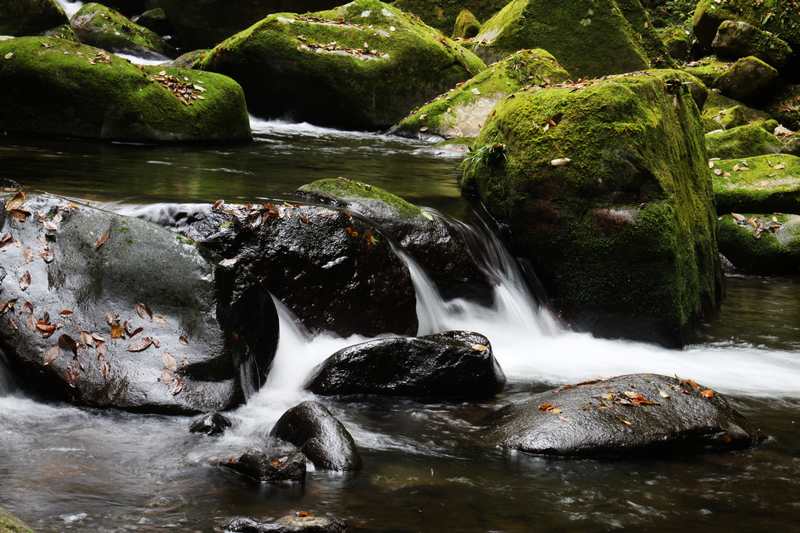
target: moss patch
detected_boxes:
[715,55,779,104]
[395,49,570,140]
[0,0,67,36]
[299,177,423,218]
[701,91,771,132]
[712,19,793,70]
[0,508,33,533]
[0,36,250,142]
[681,56,731,87]
[392,0,507,33]
[71,2,173,57]
[718,213,800,274]
[711,154,800,213]
[656,25,692,61]
[705,120,783,159]
[462,70,722,346]
[202,0,485,130]
[693,0,800,50]
[452,9,480,39]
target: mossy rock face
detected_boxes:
[656,25,692,62]
[711,154,800,213]
[394,49,571,140]
[702,91,771,132]
[0,36,251,142]
[615,0,675,68]
[681,56,732,87]
[392,0,508,34]
[202,0,485,130]
[0,0,67,36]
[705,120,788,159]
[452,8,481,39]
[693,0,800,51]
[0,508,33,533]
[718,213,800,275]
[715,56,779,104]
[299,177,423,219]
[472,0,667,78]
[157,0,347,49]
[712,20,793,70]
[72,3,174,58]
[766,84,800,131]
[462,71,723,346]
[133,8,173,37]
[172,49,209,69]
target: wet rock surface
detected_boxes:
[225,513,347,533]
[270,401,361,472]
[490,374,761,457]
[221,449,307,483]
[190,411,233,436]
[0,193,279,413]
[308,331,505,400]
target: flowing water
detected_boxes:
[1,124,799,532]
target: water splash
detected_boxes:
[55,0,82,18]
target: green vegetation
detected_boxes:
[702,92,771,132]
[705,120,784,159]
[300,177,423,218]
[0,508,33,533]
[71,3,173,57]
[693,0,800,50]
[712,154,800,213]
[718,213,800,274]
[452,9,480,39]
[392,0,507,33]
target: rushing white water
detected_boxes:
[55,0,82,18]
[115,53,171,66]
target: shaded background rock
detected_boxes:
[71,2,175,58]
[190,411,233,436]
[0,0,67,36]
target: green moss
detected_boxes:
[392,0,507,33]
[701,91,771,132]
[463,70,722,345]
[645,0,698,27]
[705,120,783,159]
[615,0,675,68]
[655,24,692,61]
[452,9,481,39]
[715,55,779,104]
[693,0,800,50]
[0,36,250,142]
[718,213,800,274]
[473,0,656,78]
[299,177,423,218]
[172,49,209,69]
[44,23,78,41]
[0,0,67,36]
[0,508,32,533]
[395,49,570,140]
[712,19,793,69]
[712,154,800,213]
[202,0,485,130]
[72,3,172,57]
[681,56,731,86]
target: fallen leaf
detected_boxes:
[179,335,189,345]
[36,321,57,337]
[538,403,561,414]
[8,209,31,222]
[700,389,715,399]
[550,158,571,167]
[95,230,110,250]
[19,271,31,291]
[5,191,26,211]
[471,343,488,353]
[21,301,33,314]
[127,337,153,352]
[135,302,153,320]
[110,322,125,339]
[43,346,60,366]
[0,233,12,249]
[80,331,95,347]
[59,309,73,317]
[162,352,177,371]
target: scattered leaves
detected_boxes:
[95,230,110,250]
[135,302,153,320]
[538,403,562,414]
[700,389,715,399]
[18,271,31,291]
[5,191,26,211]
[127,337,153,353]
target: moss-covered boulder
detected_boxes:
[693,0,800,51]
[0,0,67,36]
[201,0,485,130]
[452,8,481,39]
[0,36,250,142]
[705,120,792,159]
[133,8,173,37]
[392,0,508,34]
[472,0,669,78]
[172,49,209,69]
[715,56,779,104]
[157,0,347,49]
[712,20,793,70]
[766,84,800,131]
[656,25,692,62]
[71,3,174,58]
[0,508,32,533]
[711,154,800,213]
[394,49,570,140]
[701,91,771,132]
[462,71,723,346]
[682,56,732,87]
[718,213,800,275]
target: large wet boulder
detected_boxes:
[472,0,666,78]
[270,401,362,472]
[394,49,570,141]
[0,37,250,142]
[461,71,723,346]
[307,331,505,399]
[718,213,800,275]
[0,193,279,413]
[714,56,779,104]
[157,0,347,49]
[221,449,307,483]
[71,3,174,58]
[490,374,761,457]
[711,154,800,214]
[705,120,791,159]
[712,20,793,70]
[201,0,485,130]
[190,411,233,436]
[298,177,492,302]
[175,201,417,338]
[0,0,67,36]
[693,0,800,51]
[225,514,347,533]
[392,0,507,34]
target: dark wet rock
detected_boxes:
[718,213,800,275]
[221,449,307,483]
[181,202,417,338]
[225,513,347,533]
[190,411,233,436]
[393,0,507,34]
[133,8,173,37]
[270,401,362,472]
[71,3,174,58]
[308,331,505,400]
[298,178,493,302]
[0,193,279,413]
[0,0,67,37]
[490,374,761,457]
[171,49,208,69]
[715,56,780,104]
[712,20,793,70]
[766,84,800,131]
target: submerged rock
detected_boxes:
[190,412,233,436]
[225,513,347,533]
[394,49,570,141]
[490,374,761,457]
[201,0,485,130]
[711,20,793,70]
[307,331,505,399]
[71,3,174,58]
[0,37,250,142]
[270,401,362,472]
[711,154,800,213]
[461,71,723,346]
[221,449,307,483]
[718,213,800,275]
[0,193,279,413]
[0,0,67,36]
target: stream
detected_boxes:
[1,120,799,532]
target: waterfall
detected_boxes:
[55,0,83,18]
